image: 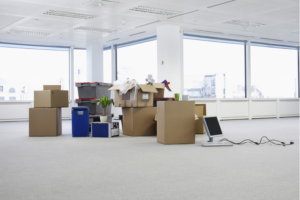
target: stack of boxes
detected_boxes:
[29,85,68,137]
[75,82,114,122]
[109,84,159,136]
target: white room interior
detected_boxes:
[0,0,299,199]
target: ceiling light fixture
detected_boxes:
[223,20,265,28]
[7,29,51,36]
[129,6,182,16]
[106,38,120,42]
[207,0,236,8]
[194,29,223,34]
[167,10,198,19]
[135,20,160,28]
[82,0,94,5]
[129,31,146,36]
[260,37,283,42]
[44,10,98,19]
[74,26,117,33]
[102,0,119,3]
[229,34,255,38]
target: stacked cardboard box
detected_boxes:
[109,84,158,136]
[29,85,68,137]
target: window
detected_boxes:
[74,49,87,99]
[183,35,246,98]
[251,43,299,98]
[103,48,112,83]
[117,38,157,84]
[0,43,69,100]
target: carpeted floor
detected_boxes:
[0,118,299,200]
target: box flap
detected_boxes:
[139,84,158,93]
[153,83,165,89]
[108,85,120,91]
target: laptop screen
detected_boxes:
[204,117,223,136]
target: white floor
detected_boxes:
[0,118,299,200]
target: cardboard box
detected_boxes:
[29,108,62,137]
[43,85,61,90]
[157,101,195,144]
[153,83,165,98]
[109,84,157,107]
[122,107,157,136]
[195,104,207,134]
[34,90,69,108]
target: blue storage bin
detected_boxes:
[92,122,119,138]
[72,107,89,137]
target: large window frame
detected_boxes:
[115,36,157,81]
[183,34,247,99]
[250,42,299,98]
[0,42,70,101]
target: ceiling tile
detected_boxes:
[0,14,23,30]
[17,18,78,31]
[0,1,44,17]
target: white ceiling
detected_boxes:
[0,0,298,48]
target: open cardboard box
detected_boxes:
[195,104,206,134]
[153,83,165,98]
[109,84,157,107]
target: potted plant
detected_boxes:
[93,96,114,122]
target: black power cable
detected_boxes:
[218,136,294,147]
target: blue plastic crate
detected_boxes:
[92,122,119,138]
[72,107,89,137]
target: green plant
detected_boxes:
[93,96,114,116]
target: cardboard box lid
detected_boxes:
[108,85,121,91]
[43,85,61,90]
[109,84,157,93]
[139,84,157,93]
[153,83,165,89]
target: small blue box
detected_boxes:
[92,122,119,138]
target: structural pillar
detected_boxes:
[86,42,103,82]
[157,25,184,97]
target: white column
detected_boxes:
[246,40,252,120]
[111,45,117,83]
[86,42,103,82]
[70,45,75,108]
[157,25,183,97]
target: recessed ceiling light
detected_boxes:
[129,6,182,16]
[129,31,145,36]
[292,31,299,35]
[260,37,283,42]
[223,20,265,28]
[135,20,160,28]
[74,26,117,33]
[106,38,119,42]
[44,10,98,19]
[194,29,223,34]
[7,29,51,36]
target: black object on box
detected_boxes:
[153,98,175,107]
[76,98,112,115]
[75,82,113,99]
